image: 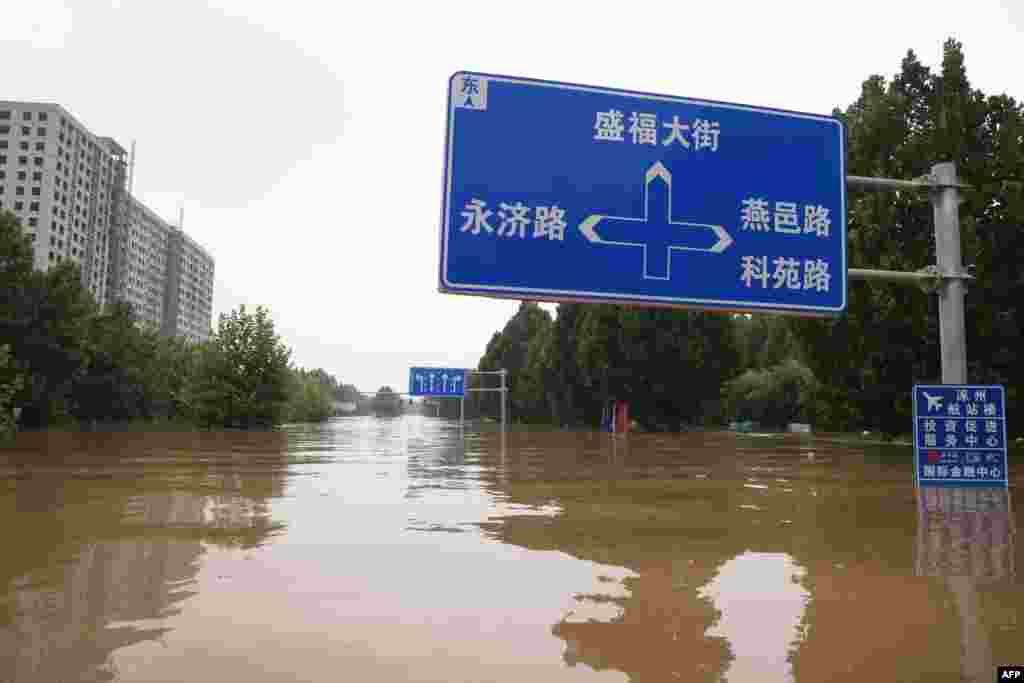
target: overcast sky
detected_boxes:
[2,0,1022,392]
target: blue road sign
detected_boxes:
[409,367,467,397]
[440,72,847,315]
[913,385,1009,487]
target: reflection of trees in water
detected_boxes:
[476,432,1022,682]
[912,486,1017,683]
[0,429,291,682]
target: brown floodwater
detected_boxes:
[0,417,1020,682]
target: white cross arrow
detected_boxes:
[578,161,733,280]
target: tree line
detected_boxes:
[0,210,352,439]
[469,41,1022,437]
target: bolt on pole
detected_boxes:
[932,162,967,384]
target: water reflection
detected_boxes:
[700,552,809,683]
[0,421,1020,682]
[916,486,1015,582]
[0,430,290,682]
[479,431,1021,682]
[915,486,1016,682]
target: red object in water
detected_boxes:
[614,401,629,434]
[927,450,941,463]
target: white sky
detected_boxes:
[2,0,1022,393]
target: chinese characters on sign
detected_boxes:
[740,198,831,237]
[594,110,721,150]
[739,256,831,292]
[443,73,846,314]
[913,385,1009,485]
[460,199,568,241]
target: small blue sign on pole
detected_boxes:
[912,385,1009,486]
[409,367,467,397]
[440,72,847,315]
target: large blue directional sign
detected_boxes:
[440,72,847,315]
[409,367,467,397]
[913,385,1009,487]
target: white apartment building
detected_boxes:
[0,101,125,308]
[109,194,173,331]
[0,100,214,342]
[162,229,215,342]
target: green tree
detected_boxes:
[478,302,553,421]
[284,367,336,422]
[3,260,96,427]
[572,306,741,431]
[372,385,402,416]
[70,301,152,423]
[791,39,1024,435]
[0,344,23,441]
[722,359,818,428]
[187,305,292,428]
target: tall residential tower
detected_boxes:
[0,100,214,341]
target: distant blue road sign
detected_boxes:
[440,72,847,315]
[913,385,1008,486]
[409,367,467,397]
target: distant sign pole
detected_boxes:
[441,72,847,316]
[464,369,507,432]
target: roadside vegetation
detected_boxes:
[0,210,348,439]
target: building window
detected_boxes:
[37,127,46,137]
[14,201,23,210]
[16,170,25,181]
[20,127,30,135]
[38,112,47,122]
[28,217,37,227]
[19,141,28,151]
[32,171,41,182]
[0,141,6,149]
[0,111,9,120]
[34,142,44,152]
[18,156,27,165]
[0,126,8,135]
[0,155,5,164]
[31,187,40,196]
[33,157,42,167]
[30,202,39,212]
[15,186,24,196]
[22,112,31,121]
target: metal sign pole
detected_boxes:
[931,162,967,384]
[500,369,507,432]
[460,396,465,427]
[845,166,972,384]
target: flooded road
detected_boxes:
[0,416,1020,682]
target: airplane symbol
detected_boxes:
[923,391,944,412]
